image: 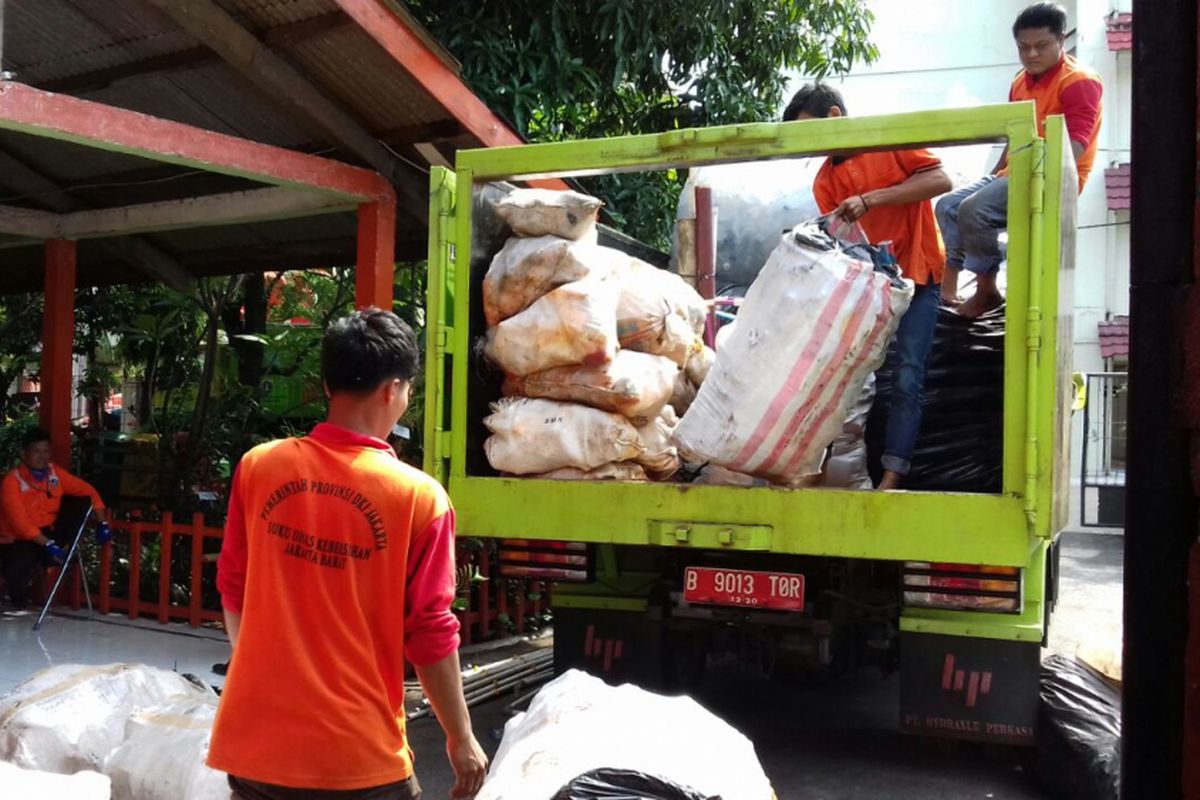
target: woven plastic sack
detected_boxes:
[484,398,643,475]
[503,350,677,422]
[684,345,716,387]
[669,370,698,417]
[674,222,912,482]
[496,188,603,241]
[0,663,214,774]
[529,463,648,481]
[104,694,230,800]
[0,761,111,799]
[483,237,624,327]
[484,278,619,376]
[637,406,681,480]
[616,260,707,366]
[821,374,875,490]
[478,670,773,800]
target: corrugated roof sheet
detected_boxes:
[1105,163,1131,212]
[1098,316,1129,360]
[1106,12,1132,52]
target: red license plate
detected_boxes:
[683,567,805,612]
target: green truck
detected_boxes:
[423,102,1076,744]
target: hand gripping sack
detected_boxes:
[495,188,603,240]
[484,398,643,475]
[673,222,912,482]
[483,237,624,327]
[484,278,620,376]
[503,350,677,422]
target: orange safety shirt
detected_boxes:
[0,463,105,542]
[207,423,460,791]
[813,148,947,286]
[1007,54,1104,192]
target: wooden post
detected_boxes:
[355,199,396,310]
[40,239,75,467]
[98,528,112,615]
[190,513,204,628]
[158,513,172,624]
[129,514,142,620]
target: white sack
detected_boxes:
[0,663,214,774]
[503,350,677,422]
[484,278,619,376]
[483,237,623,327]
[669,369,698,417]
[0,760,110,799]
[616,260,706,366]
[636,406,681,480]
[484,398,643,475]
[674,223,912,482]
[104,694,230,800]
[528,463,647,481]
[478,670,774,800]
[685,345,716,387]
[495,189,602,240]
[821,374,875,490]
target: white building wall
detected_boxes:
[784,0,1132,483]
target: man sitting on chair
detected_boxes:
[0,428,109,609]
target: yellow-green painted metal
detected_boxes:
[901,538,1050,643]
[426,103,1073,574]
[422,167,456,484]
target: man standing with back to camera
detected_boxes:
[208,308,487,799]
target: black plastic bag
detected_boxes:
[866,304,1006,492]
[551,768,719,800]
[1033,654,1121,800]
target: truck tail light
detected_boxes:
[902,562,1022,614]
[499,540,592,583]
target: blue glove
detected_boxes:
[95,522,112,546]
[44,541,67,563]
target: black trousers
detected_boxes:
[229,775,422,800]
[1,495,93,607]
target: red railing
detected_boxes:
[52,513,549,643]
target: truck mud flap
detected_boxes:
[554,608,663,688]
[901,632,1040,745]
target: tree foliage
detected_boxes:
[409,0,877,247]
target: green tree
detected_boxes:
[408,0,877,248]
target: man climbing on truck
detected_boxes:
[937,1,1103,316]
[784,83,953,490]
[209,308,487,799]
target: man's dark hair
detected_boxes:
[321,308,420,395]
[22,428,50,449]
[782,83,847,121]
[1013,2,1068,38]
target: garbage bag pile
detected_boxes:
[674,221,912,485]
[478,670,774,800]
[483,189,711,481]
[866,305,1005,492]
[0,663,230,800]
[1034,654,1121,800]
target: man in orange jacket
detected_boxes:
[0,427,109,608]
[937,1,1104,316]
[208,308,487,799]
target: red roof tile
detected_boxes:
[1106,13,1132,51]
[1105,163,1131,212]
[1098,316,1130,359]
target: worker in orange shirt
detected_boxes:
[784,83,953,490]
[208,308,486,800]
[0,427,110,608]
[937,2,1104,317]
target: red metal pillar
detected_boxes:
[40,240,76,467]
[355,199,396,310]
[694,186,717,348]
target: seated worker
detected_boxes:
[0,428,109,608]
[936,2,1103,316]
[784,83,953,490]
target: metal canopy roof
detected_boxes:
[0,0,525,292]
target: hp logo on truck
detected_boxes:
[941,654,993,708]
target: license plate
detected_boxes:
[683,567,805,612]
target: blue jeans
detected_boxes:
[882,283,940,476]
[935,176,1008,276]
